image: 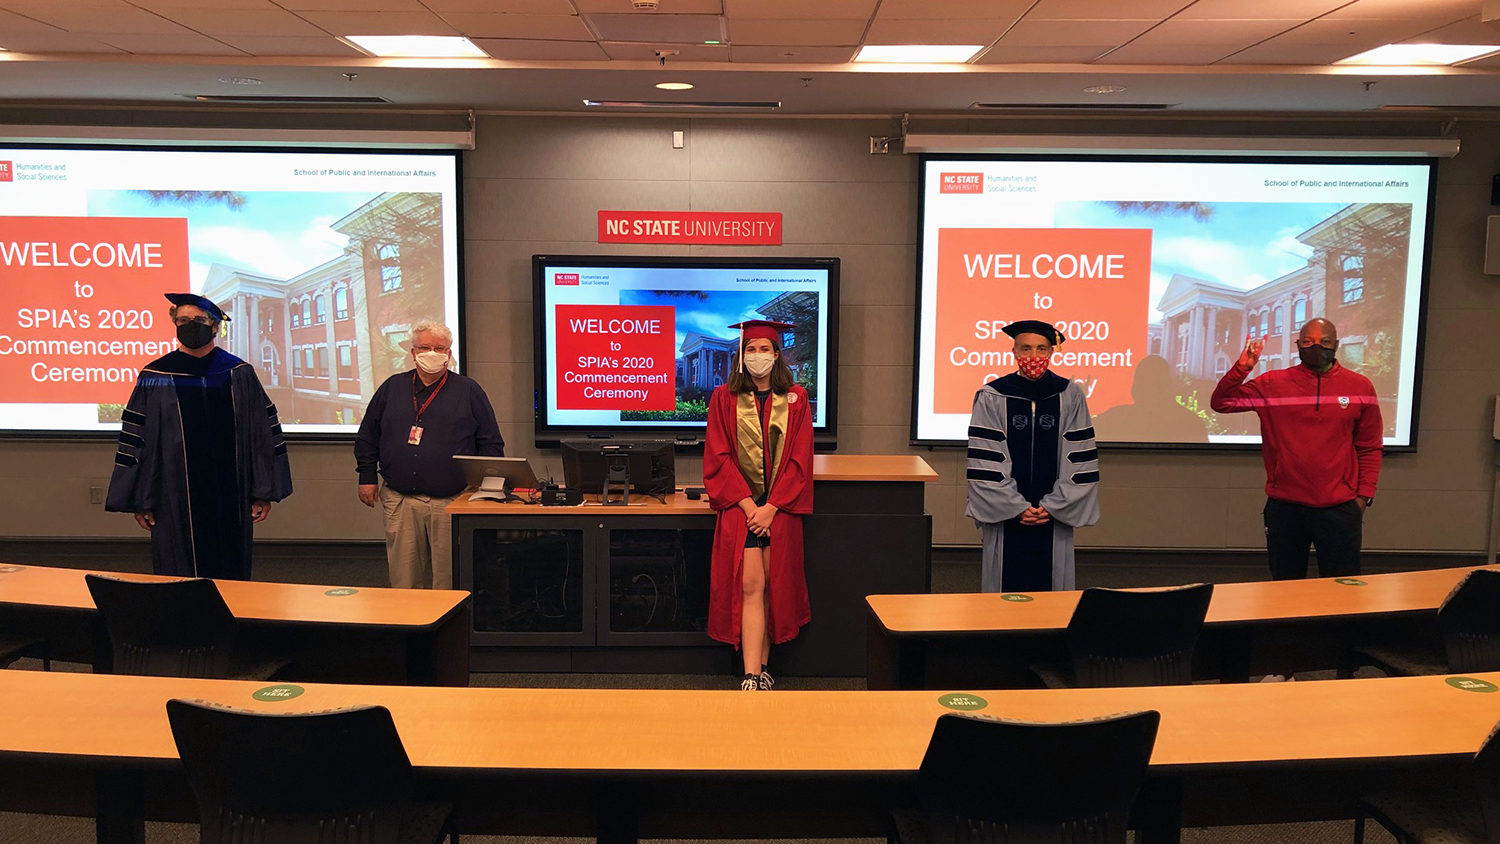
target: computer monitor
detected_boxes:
[560,439,676,501]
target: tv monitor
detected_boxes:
[0,143,463,439]
[534,255,838,445]
[560,438,677,500]
[911,153,1436,450]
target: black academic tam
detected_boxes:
[1002,320,1066,346]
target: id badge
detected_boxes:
[408,425,423,446]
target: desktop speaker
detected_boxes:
[541,487,583,506]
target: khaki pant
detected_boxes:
[379,486,458,590]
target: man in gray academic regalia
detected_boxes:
[965,320,1100,592]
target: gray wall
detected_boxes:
[1,113,1496,552]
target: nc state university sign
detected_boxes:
[598,210,782,245]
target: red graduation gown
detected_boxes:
[702,383,814,646]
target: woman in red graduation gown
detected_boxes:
[702,320,814,691]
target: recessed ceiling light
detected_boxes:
[1336,43,1500,66]
[217,76,262,86]
[341,35,487,59]
[655,82,694,91]
[853,44,983,63]
[1083,85,1127,94]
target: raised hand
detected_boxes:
[1237,336,1266,370]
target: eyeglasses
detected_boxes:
[412,345,450,354]
[173,316,216,327]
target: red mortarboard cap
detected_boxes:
[729,319,795,343]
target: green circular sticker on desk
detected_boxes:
[324,588,359,597]
[0,565,25,573]
[251,684,305,702]
[938,693,989,711]
[1000,594,1034,603]
[1446,677,1499,694]
[1334,578,1367,586]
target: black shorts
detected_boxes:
[744,530,770,549]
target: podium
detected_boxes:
[448,454,935,676]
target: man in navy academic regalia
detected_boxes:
[106,293,293,580]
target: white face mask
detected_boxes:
[414,351,449,375]
[743,352,775,378]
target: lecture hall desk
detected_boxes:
[866,565,1495,690]
[2,669,1499,844]
[0,564,470,686]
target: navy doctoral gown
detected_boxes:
[106,348,293,579]
[965,371,1100,592]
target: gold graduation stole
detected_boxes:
[735,390,789,501]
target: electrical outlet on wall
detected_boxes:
[89,486,103,504]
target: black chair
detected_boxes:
[1356,715,1500,844]
[1031,583,1214,688]
[891,710,1161,844]
[1343,569,1500,679]
[166,698,456,844]
[0,635,49,670]
[85,574,287,680]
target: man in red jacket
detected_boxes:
[1211,318,1383,580]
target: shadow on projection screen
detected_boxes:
[0,145,462,437]
[910,155,1436,450]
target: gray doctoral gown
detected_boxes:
[965,371,1100,592]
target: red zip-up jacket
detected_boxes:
[1211,360,1383,508]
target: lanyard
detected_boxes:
[411,371,449,425]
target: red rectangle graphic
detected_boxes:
[554,273,580,285]
[940,173,984,194]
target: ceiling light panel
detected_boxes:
[854,44,983,62]
[1337,43,1500,64]
[344,35,489,57]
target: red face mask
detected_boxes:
[1017,354,1052,380]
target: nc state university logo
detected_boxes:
[1338,396,1350,409]
[0,161,11,182]
[939,172,983,193]
[554,273,579,285]
[1011,414,1029,430]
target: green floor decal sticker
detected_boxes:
[1000,594,1033,603]
[1446,677,1499,694]
[324,588,359,596]
[1334,578,1367,586]
[938,693,989,711]
[252,684,305,701]
[0,565,25,573]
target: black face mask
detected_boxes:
[1299,344,1336,372]
[176,321,216,350]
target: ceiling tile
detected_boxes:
[723,0,875,19]
[1124,19,1303,47]
[1093,42,1241,63]
[128,0,279,9]
[599,40,728,60]
[1024,0,1186,21]
[0,8,66,34]
[865,18,1013,44]
[0,0,130,7]
[95,32,247,53]
[1324,0,1476,21]
[1171,0,1348,19]
[1404,18,1500,46]
[440,13,592,40]
[1225,40,1382,64]
[586,13,723,42]
[214,34,365,55]
[275,0,428,10]
[297,10,457,35]
[425,0,574,10]
[974,44,1111,63]
[729,18,864,46]
[7,5,192,34]
[575,0,723,11]
[728,44,856,62]
[997,19,1156,47]
[145,8,326,36]
[473,36,609,59]
[0,30,126,51]
[876,0,1031,19]
[1265,17,1437,45]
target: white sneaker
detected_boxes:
[740,675,759,691]
[758,670,775,691]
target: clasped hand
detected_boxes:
[742,499,777,537]
[1019,506,1050,526]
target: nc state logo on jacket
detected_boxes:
[1039,414,1057,430]
[1338,396,1350,409]
[788,392,798,403]
[1012,414,1029,430]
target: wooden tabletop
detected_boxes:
[1,669,1497,773]
[812,454,938,482]
[0,565,468,629]
[867,565,1494,634]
